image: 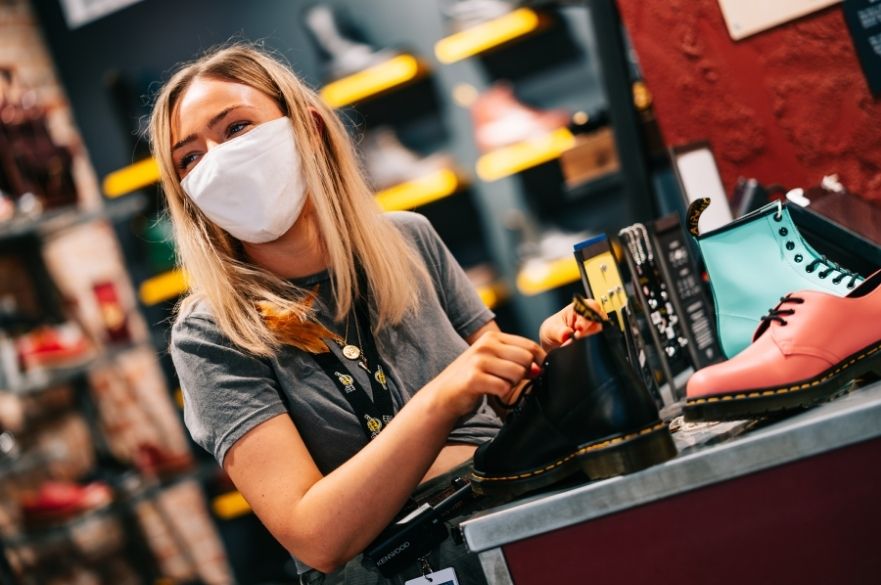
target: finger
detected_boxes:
[544,320,574,346]
[481,359,529,387]
[489,343,541,368]
[493,333,547,363]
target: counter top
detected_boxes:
[460,381,881,553]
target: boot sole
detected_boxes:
[683,338,881,422]
[470,421,676,498]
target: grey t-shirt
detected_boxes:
[171,211,502,473]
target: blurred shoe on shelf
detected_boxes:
[471,83,570,153]
[440,0,514,32]
[685,270,881,422]
[0,191,14,223]
[472,298,676,498]
[134,442,194,480]
[16,323,92,372]
[304,4,396,81]
[361,127,454,191]
[20,480,112,528]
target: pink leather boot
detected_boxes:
[684,270,881,421]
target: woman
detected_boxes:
[151,44,599,584]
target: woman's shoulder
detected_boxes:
[384,210,439,249]
[171,295,223,343]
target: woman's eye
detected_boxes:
[227,121,250,138]
[178,152,199,171]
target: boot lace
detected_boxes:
[760,295,805,327]
[805,256,861,288]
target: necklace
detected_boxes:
[338,307,368,369]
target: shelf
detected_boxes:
[319,54,426,109]
[212,490,251,520]
[103,158,160,198]
[476,281,508,310]
[565,170,623,201]
[475,128,575,182]
[375,168,461,211]
[516,256,581,296]
[139,268,188,306]
[3,502,116,548]
[0,194,147,244]
[434,8,544,64]
[5,341,148,396]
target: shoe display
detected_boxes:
[20,480,113,528]
[361,127,455,191]
[471,83,570,153]
[688,198,863,358]
[303,4,396,82]
[440,0,514,32]
[16,323,92,372]
[685,270,881,422]
[471,296,676,498]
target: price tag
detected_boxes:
[405,567,459,585]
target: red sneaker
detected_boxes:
[17,323,91,370]
[471,83,570,153]
[20,480,112,527]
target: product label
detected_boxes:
[844,0,881,96]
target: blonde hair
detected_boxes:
[149,44,427,356]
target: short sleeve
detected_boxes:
[171,312,288,466]
[392,212,495,339]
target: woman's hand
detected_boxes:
[539,299,606,352]
[427,330,545,419]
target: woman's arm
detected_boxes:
[223,329,544,573]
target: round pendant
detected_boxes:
[342,344,362,360]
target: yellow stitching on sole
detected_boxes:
[474,422,667,482]
[686,340,881,407]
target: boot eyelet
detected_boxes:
[785,241,795,251]
[806,266,816,273]
[779,227,789,236]
[819,272,829,279]
[773,214,783,223]
[794,254,803,263]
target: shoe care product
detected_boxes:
[471,295,677,498]
[688,197,862,358]
[573,235,661,406]
[685,269,881,422]
[651,213,721,370]
[470,83,570,153]
[303,4,395,82]
[619,223,690,404]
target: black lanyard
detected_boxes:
[313,291,395,440]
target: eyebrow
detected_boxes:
[172,104,251,152]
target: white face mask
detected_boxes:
[180,117,307,244]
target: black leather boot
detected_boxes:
[471,323,677,499]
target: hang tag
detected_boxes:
[405,567,459,585]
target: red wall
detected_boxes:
[617,0,881,201]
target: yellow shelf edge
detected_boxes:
[212,490,252,520]
[139,268,188,306]
[375,168,460,211]
[476,128,575,182]
[435,8,542,64]
[104,158,160,198]
[516,257,581,296]
[320,54,424,109]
